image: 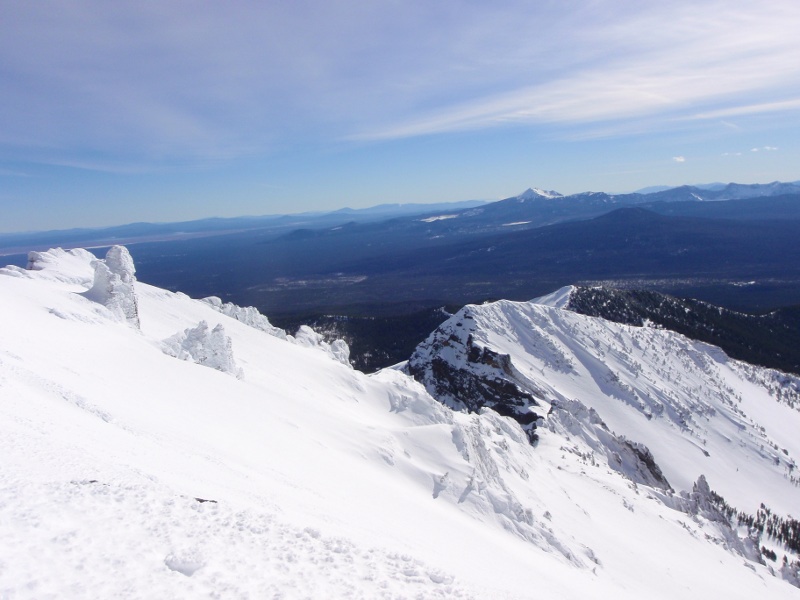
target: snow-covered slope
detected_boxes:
[2,248,799,598]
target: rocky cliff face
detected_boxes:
[406,307,544,442]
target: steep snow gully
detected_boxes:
[1,247,799,598]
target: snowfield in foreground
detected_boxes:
[1,248,798,599]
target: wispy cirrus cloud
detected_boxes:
[353,2,800,141]
[1,0,799,169]
[0,168,30,177]
[686,99,800,121]
[672,156,686,163]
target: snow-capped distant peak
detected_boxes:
[530,285,576,308]
[516,187,563,201]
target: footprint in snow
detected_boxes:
[164,548,205,576]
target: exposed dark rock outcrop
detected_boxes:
[406,312,545,443]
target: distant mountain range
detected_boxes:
[427,180,800,233]
[3,180,800,256]
[0,199,488,255]
[637,180,800,195]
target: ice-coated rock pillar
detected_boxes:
[82,245,140,328]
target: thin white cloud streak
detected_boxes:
[673,156,686,163]
[0,168,30,177]
[722,146,777,156]
[354,2,800,140]
[685,99,800,121]
[28,157,180,175]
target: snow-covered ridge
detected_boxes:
[409,297,800,517]
[532,284,800,376]
[531,284,577,308]
[1,247,798,597]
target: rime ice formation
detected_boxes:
[201,298,353,366]
[293,324,352,367]
[201,296,288,340]
[24,247,97,284]
[162,321,244,379]
[81,245,140,328]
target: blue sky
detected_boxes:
[1,1,799,232]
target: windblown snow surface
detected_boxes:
[1,250,798,598]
